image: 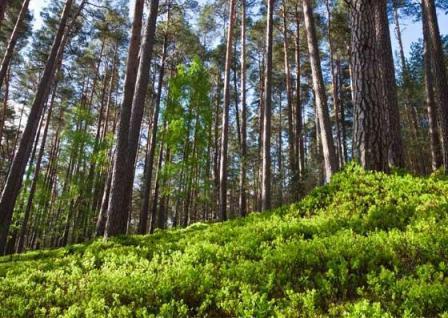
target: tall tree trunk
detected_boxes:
[0,0,30,90]
[422,7,443,170]
[347,0,389,171]
[282,0,297,197]
[325,0,344,168]
[138,31,168,234]
[0,0,74,254]
[421,0,448,171]
[239,0,247,217]
[303,0,338,181]
[261,0,274,211]
[104,0,144,237]
[218,0,236,220]
[294,6,305,188]
[375,0,405,168]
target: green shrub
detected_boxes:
[1,164,448,317]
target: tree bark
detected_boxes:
[239,0,247,217]
[303,0,338,181]
[422,5,443,170]
[347,0,389,171]
[375,0,405,169]
[218,0,236,220]
[261,0,274,211]
[421,0,448,171]
[104,0,145,237]
[294,6,305,188]
[0,0,74,254]
[282,0,297,196]
[138,31,168,234]
[16,82,56,253]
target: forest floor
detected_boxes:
[1,165,448,317]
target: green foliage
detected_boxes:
[1,164,448,317]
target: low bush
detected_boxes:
[1,164,448,317]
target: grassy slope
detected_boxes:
[1,165,448,317]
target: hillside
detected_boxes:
[1,165,448,317]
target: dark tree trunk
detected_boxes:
[16,82,56,253]
[105,0,144,237]
[421,0,448,171]
[348,0,389,171]
[375,0,405,169]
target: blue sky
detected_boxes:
[29,0,448,60]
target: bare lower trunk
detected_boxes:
[218,0,236,220]
[303,0,338,181]
[375,0,404,168]
[261,0,274,211]
[348,0,389,171]
[421,0,448,171]
[239,0,247,217]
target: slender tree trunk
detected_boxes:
[239,0,247,217]
[348,0,389,171]
[0,0,30,91]
[421,0,448,171]
[261,0,274,211]
[0,65,10,157]
[218,0,236,220]
[105,0,144,237]
[294,6,305,187]
[325,1,344,168]
[422,7,443,170]
[303,0,338,181]
[0,0,74,254]
[282,0,297,196]
[138,32,168,234]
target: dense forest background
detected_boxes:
[0,0,447,255]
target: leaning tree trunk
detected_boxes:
[421,0,448,171]
[0,0,30,91]
[218,0,236,220]
[16,82,57,253]
[348,0,389,171]
[261,0,274,211]
[104,0,144,237]
[0,0,74,254]
[303,0,338,182]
